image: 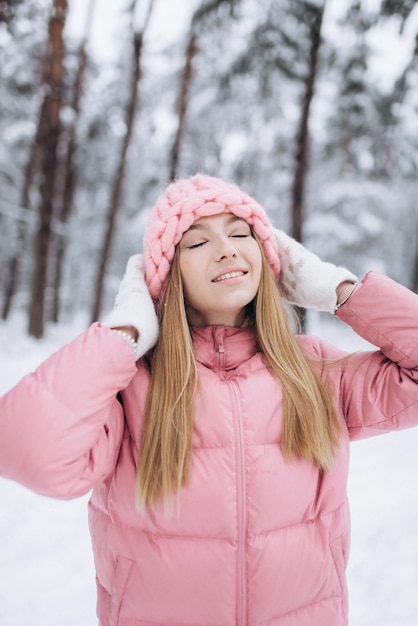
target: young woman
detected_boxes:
[0,174,417,626]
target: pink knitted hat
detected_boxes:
[143,174,281,300]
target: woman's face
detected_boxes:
[178,213,262,326]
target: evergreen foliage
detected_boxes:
[1,0,417,334]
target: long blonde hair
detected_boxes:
[137,240,341,509]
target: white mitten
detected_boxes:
[103,254,159,358]
[274,228,358,313]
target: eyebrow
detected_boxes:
[186,215,245,231]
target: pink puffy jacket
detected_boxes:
[1,271,418,626]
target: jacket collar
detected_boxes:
[191,325,259,372]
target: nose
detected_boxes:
[215,235,238,261]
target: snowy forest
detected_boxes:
[1,0,418,338]
[2,3,418,624]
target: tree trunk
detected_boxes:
[291,2,325,243]
[169,33,197,181]
[290,2,325,329]
[1,99,47,320]
[168,0,238,182]
[51,0,95,323]
[91,0,156,322]
[28,0,68,338]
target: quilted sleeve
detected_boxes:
[334,271,418,440]
[0,323,138,498]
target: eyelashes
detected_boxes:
[187,234,250,249]
[187,241,206,249]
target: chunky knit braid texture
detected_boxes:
[143,174,281,300]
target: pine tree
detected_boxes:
[91,0,156,322]
[28,0,68,338]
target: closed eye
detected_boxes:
[231,234,249,238]
[187,241,207,249]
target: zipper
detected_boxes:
[231,379,247,626]
[216,330,247,624]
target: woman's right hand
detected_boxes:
[103,254,159,358]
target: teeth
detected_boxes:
[214,271,244,282]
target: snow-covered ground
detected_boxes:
[0,311,418,625]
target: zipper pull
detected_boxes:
[214,327,226,374]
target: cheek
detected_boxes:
[253,266,262,296]
[179,256,199,299]
[250,245,263,282]
[250,258,263,298]
[254,264,262,288]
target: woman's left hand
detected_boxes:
[273,228,358,313]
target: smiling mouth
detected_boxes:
[213,271,246,282]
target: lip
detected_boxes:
[211,266,248,283]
